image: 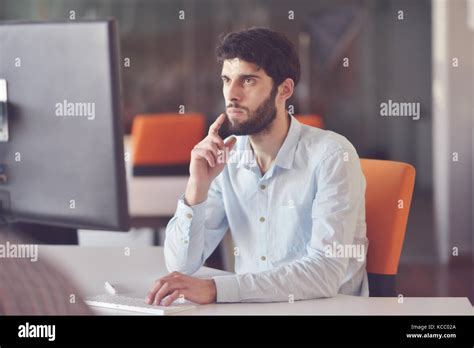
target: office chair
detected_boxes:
[132,113,205,176]
[294,114,324,129]
[361,159,416,297]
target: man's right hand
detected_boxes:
[185,113,236,206]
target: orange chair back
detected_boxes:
[132,113,205,166]
[295,114,324,129]
[361,159,416,275]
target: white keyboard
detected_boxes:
[85,294,195,315]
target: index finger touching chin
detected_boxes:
[208,113,226,135]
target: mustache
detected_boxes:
[226,103,249,112]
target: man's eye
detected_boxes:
[243,78,253,84]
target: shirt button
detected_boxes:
[261,256,266,261]
[259,217,265,222]
[260,184,266,190]
[186,213,193,219]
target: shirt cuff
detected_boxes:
[212,275,241,302]
[175,194,207,227]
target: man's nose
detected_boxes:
[226,81,243,102]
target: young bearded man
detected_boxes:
[146,28,369,306]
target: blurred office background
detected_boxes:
[0,0,472,302]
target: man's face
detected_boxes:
[220,58,278,136]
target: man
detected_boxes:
[146,28,369,306]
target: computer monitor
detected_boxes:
[0,19,130,231]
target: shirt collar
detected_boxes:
[274,115,302,169]
[236,114,302,171]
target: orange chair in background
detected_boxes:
[132,113,205,175]
[294,114,324,129]
[360,159,416,296]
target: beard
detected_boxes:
[219,86,278,138]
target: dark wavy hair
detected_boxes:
[216,27,301,88]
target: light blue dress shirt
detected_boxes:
[164,115,369,302]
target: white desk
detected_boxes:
[128,176,188,217]
[40,245,473,316]
[78,176,188,245]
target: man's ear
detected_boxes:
[278,78,295,101]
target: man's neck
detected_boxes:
[249,110,290,175]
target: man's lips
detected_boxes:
[227,108,246,117]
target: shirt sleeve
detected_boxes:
[164,174,229,275]
[213,148,366,302]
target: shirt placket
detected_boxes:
[257,175,269,270]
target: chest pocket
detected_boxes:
[270,201,312,263]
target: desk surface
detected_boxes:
[40,245,473,316]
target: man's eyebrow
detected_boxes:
[220,74,261,79]
[240,74,261,79]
